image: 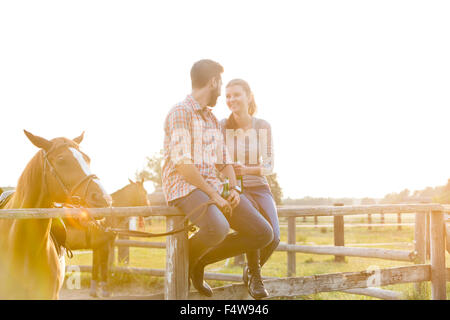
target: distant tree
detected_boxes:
[398,188,410,201]
[135,150,163,189]
[433,179,450,204]
[361,197,376,205]
[267,173,283,205]
[380,192,400,204]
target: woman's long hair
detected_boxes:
[225,79,257,129]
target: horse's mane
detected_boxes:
[11,137,78,209]
[11,151,45,208]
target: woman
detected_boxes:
[220,79,280,299]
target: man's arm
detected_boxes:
[176,161,231,212]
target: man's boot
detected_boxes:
[188,237,213,297]
[189,260,213,297]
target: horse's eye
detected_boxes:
[56,156,66,164]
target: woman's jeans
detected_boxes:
[243,185,280,270]
[172,189,274,267]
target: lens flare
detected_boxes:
[80,210,88,220]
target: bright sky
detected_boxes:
[1,1,450,199]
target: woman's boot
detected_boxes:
[245,249,269,299]
[247,264,269,299]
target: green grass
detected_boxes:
[66,218,450,300]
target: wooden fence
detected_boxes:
[303,212,410,230]
[0,204,449,300]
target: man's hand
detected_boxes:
[227,189,240,209]
[210,192,232,215]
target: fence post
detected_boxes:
[233,254,245,266]
[333,203,345,262]
[430,210,446,300]
[118,217,130,264]
[397,213,402,231]
[287,216,296,277]
[380,213,384,224]
[165,216,189,300]
[367,214,372,230]
[414,212,426,296]
[314,216,318,227]
[425,212,431,260]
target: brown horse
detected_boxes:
[0,130,111,299]
[64,179,149,298]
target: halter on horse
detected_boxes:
[0,130,110,299]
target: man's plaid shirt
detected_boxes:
[162,95,233,203]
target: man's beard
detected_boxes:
[208,88,220,107]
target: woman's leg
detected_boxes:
[242,186,280,299]
[194,194,273,276]
[246,186,280,267]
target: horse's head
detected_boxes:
[24,130,112,208]
[125,178,150,207]
[111,178,149,207]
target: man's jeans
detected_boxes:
[172,189,274,264]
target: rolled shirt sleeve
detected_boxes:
[166,107,193,166]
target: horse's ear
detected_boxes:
[73,131,85,144]
[139,179,144,185]
[128,178,135,184]
[24,130,52,151]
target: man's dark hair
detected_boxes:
[190,59,224,89]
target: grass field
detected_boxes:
[65,214,450,300]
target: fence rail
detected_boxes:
[1,203,448,300]
[0,203,445,219]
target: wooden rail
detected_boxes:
[1,203,448,300]
[114,240,415,262]
[0,203,444,219]
[187,265,431,300]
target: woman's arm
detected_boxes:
[235,120,274,176]
[234,164,262,176]
[259,120,274,175]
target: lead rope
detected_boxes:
[78,198,230,239]
[104,200,219,238]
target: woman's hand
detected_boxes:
[227,189,240,209]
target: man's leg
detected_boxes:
[173,189,230,296]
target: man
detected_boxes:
[162,59,274,297]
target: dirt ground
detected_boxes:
[59,286,164,300]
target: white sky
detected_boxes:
[1,1,449,199]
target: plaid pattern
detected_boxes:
[162,95,232,203]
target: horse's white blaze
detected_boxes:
[69,147,109,198]
[94,179,109,197]
[69,147,92,175]
[59,250,66,290]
